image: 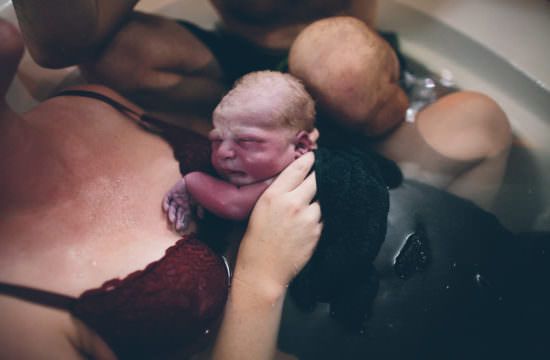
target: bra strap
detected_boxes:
[53,89,167,135]
[0,282,76,310]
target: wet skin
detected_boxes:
[209,103,299,186]
[163,83,316,230]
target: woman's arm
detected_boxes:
[12,0,139,67]
[212,152,322,360]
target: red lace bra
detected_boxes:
[0,89,230,359]
[0,235,230,359]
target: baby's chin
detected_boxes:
[224,173,255,186]
[224,173,269,187]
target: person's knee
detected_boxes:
[0,19,24,94]
[288,16,403,135]
[450,92,512,158]
[418,91,512,160]
[468,92,512,156]
[0,19,24,59]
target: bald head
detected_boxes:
[288,16,404,135]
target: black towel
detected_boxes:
[289,145,402,332]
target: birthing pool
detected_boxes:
[2,0,549,358]
[3,0,549,232]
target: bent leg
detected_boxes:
[81,11,227,119]
[373,91,512,209]
[0,19,24,98]
[288,16,408,137]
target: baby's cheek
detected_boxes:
[242,156,276,177]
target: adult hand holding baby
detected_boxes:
[211,152,322,360]
[234,152,322,295]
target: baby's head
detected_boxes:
[210,71,319,186]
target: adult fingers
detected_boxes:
[291,171,317,206]
[268,152,315,194]
[308,200,323,223]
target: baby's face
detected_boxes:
[210,98,298,186]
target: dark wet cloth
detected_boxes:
[289,145,402,331]
[279,179,550,360]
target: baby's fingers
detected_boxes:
[168,202,177,223]
[175,207,185,232]
[162,194,171,212]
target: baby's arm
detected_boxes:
[185,172,270,220]
[163,172,271,232]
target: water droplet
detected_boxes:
[406,108,417,122]
[474,273,488,288]
[445,284,450,290]
[424,78,436,88]
[204,329,210,335]
[393,225,431,279]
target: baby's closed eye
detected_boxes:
[237,138,264,149]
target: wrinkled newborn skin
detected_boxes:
[209,90,300,186]
[163,72,318,230]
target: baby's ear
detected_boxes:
[294,128,319,157]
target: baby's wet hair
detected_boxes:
[216,70,316,131]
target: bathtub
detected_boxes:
[2,0,549,358]
[3,0,549,232]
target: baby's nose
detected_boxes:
[217,141,236,159]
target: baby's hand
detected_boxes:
[162,178,193,232]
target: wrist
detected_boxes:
[231,266,288,306]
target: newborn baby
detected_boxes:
[164,70,399,332]
[163,70,319,231]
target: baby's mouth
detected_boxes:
[221,168,246,176]
[228,170,246,176]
